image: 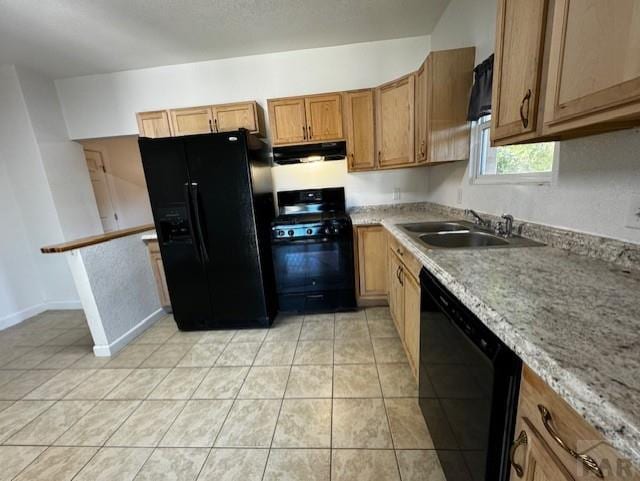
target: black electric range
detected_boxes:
[271,188,356,312]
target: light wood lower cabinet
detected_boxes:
[510,366,640,481]
[146,240,171,309]
[354,225,388,304]
[387,232,421,379]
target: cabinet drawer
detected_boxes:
[517,366,639,480]
[387,233,422,280]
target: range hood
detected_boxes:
[272,141,346,165]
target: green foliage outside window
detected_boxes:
[495,143,554,174]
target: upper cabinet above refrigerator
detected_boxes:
[491,0,640,146]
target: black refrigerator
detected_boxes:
[139,130,277,330]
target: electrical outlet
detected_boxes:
[456,188,463,205]
[625,193,640,230]
[393,188,401,201]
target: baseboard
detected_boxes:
[0,300,84,331]
[0,303,46,330]
[93,308,165,357]
[45,300,83,310]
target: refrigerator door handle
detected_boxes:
[183,182,202,262]
[190,182,210,263]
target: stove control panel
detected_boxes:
[272,220,349,240]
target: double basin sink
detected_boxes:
[398,220,544,249]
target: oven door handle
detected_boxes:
[272,237,339,245]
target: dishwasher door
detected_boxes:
[419,268,521,481]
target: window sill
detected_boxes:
[471,173,552,186]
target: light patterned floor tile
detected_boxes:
[192,367,248,399]
[333,364,382,398]
[13,446,98,481]
[176,344,225,367]
[396,450,447,481]
[107,400,186,447]
[285,365,333,398]
[377,363,418,398]
[134,447,208,481]
[55,400,140,446]
[334,339,375,364]
[237,366,290,399]
[300,319,335,340]
[372,337,408,363]
[0,370,57,400]
[0,445,46,481]
[160,400,232,447]
[215,342,261,366]
[230,329,268,343]
[263,448,330,481]
[140,344,191,368]
[293,340,333,365]
[272,399,331,448]
[334,320,370,339]
[0,400,55,442]
[198,448,269,481]
[105,369,170,400]
[73,447,152,481]
[215,399,281,448]
[148,368,208,400]
[332,398,393,448]
[254,341,297,366]
[106,345,158,368]
[24,369,95,400]
[64,369,132,399]
[335,310,367,322]
[7,400,95,445]
[331,449,400,481]
[385,398,434,449]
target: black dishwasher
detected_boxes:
[419,268,522,481]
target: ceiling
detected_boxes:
[0,0,450,79]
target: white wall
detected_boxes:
[56,36,430,139]
[0,65,81,326]
[81,136,153,228]
[272,160,430,208]
[427,0,640,244]
[16,66,103,241]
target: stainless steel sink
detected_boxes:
[419,231,509,248]
[398,220,545,249]
[400,221,472,233]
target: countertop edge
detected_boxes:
[380,218,640,469]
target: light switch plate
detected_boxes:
[624,193,640,230]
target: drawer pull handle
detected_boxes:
[538,405,604,478]
[509,430,527,478]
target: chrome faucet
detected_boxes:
[465,209,491,228]
[495,214,514,237]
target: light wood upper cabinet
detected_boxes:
[427,47,475,163]
[268,98,308,145]
[376,74,415,169]
[543,0,640,135]
[137,111,172,138]
[344,90,376,171]
[169,106,213,136]
[305,94,343,141]
[492,0,549,145]
[355,225,387,303]
[211,101,262,134]
[415,62,428,163]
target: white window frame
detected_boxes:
[470,115,557,185]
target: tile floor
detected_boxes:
[0,308,447,481]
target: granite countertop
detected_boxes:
[351,204,640,469]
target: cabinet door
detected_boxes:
[170,106,213,136]
[268,98,307,145]
[344,90,376,171]
[304,94,343,141]
[414,61,428,163]
[137,111,172,138]
[544,0,640,133]
[356,225,387,299]
[403,270,420,378]
[376,74,415,168]
[491,0,548,143]
[148,243,171,308]
[212,101,258,133]
[509,420,574,481]
[388,249,405,338]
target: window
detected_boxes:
[471,115,556,184]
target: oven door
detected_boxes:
[272,237,353,294]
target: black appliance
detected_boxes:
[139,130,277,331]
[271,187,356,312]
[419,268,521,481]
[272,141,346,165]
